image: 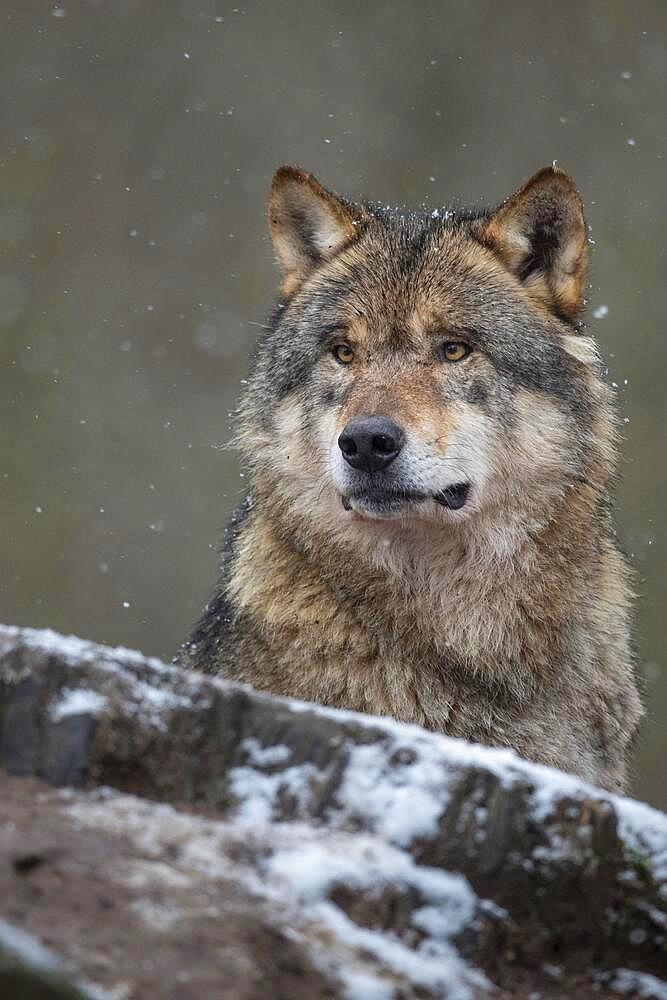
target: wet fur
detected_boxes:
[181,167,642,792]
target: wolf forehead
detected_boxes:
[249,165,597,413]
[288,211,516,330]
[275,210,556,342]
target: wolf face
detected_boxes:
[240,166,611,556]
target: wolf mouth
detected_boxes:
[432,483,470,510]
[341,482,470,513]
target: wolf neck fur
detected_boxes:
[237,478,597,679]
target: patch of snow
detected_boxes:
[228,760,329,825]
[0,624,166,675]
[66,792,237,883]
[267,836,489,1000]
[120,677,194,730]
[49,688,108,722]
[610,968,667,999]
[268,835,472,924]
[287,692,601,841]
[0,625,204,730]
[614,796,667,883]
[119,859,192,891]
[89,984,132,1000]
[128,899,184,933]
[340,970,394,1000]
[284,692,524,777]
[63,788,490,999]
[285,694,667,886]
[240,737,292,767]
[0,625,94,666]
[313,895,487,1000]
[336,740,450,846]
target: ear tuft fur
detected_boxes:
[268,167,360,295]
[481,167,588,321]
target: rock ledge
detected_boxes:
[0,624,665,999]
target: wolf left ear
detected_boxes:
[481,167,588,320]
[268,166,360,295]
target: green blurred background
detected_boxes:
[0,0,664,808]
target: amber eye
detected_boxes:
[333,343,355,365]
[442,341,470,363]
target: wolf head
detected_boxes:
[239,166,615,556]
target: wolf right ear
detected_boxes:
[481,167,588,321]
[268,166,360,295]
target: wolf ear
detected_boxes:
[481,167,588,320]
[268,166,360,295]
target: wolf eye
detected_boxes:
[333,344,354,365]
[442,341,470,363]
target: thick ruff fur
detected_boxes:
[181,165,643,792]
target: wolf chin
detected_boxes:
[181,164,642,792]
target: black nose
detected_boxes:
[338,415,405,473]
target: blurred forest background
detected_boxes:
[0,0,665,808]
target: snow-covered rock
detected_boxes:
[0,624,665,999]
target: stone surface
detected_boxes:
[0,624,666,999]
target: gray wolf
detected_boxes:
[181,164,642,792]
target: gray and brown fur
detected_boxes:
[181,165,643,792]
